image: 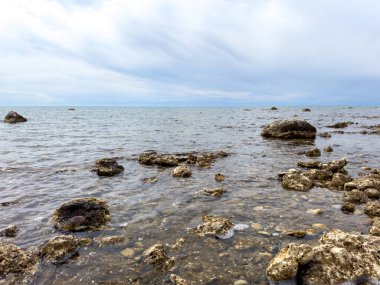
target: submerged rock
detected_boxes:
[40,235,91,263]
[261,119,317,139]
[203,187,224,197]
[143,243,175,271]
[172,165,192,178]
[4,111,27,124]
[93,158,124,177]
[215,173,225,182]
[195,215,234,237]
[0,243,38,277]
[281,169,313,192]
[341,202,355,214]
[305,148,321,157]
[52,198,110,231]
[327,121,354,128]
[324,146,333,152]
[0,225,19,238]
[286,230,306,238]
[267,229,380,285]
[95,235,125,246]
[302,108,311,112]
[170,274,189,285]
[318,132,331,138]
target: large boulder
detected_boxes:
[267,229,380,285]
[52,198,110,231]
[261,119,316,139]
[4,111,27,123]
[93,158,124,177]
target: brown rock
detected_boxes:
[364,201,380,217]
[327,121,354,128]
[215,173,225,182]
[93,158,124,177]
[341,202,355,214]
[172,165,192,178]
[261,119,317,139]
[143,244,175,271]
[204,187,224,197]
[305,148,321,157]
[318,132,331,138]
[343,190,368,204]
[0,243,38,277]
[195,215,234,237]
[286,230,306,238]
[0,225,19,238]
[365,188,380,200]
[4,111,27,123]
[282,169,313,192]
[323,146,333,152]
[297,161,321,169]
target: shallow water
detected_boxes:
[0,106,379,284]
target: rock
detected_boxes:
[318,132,331,138]
[215,173,225,182]
[67,108,75,111]
[286,230,306,238]
[52,198,110,231]
[170,274,189,285]
[172,165,192,178]
[306,209,323,215]
[364,188,380,199]
[267,229,380,284]
[40,235,91,263]
[297,161,321,169]
[143,243,175,271]
[343,190,368,204]
[270,107,278,110]
[302,108,311,112]
[143,176,158,183]
[95,235,125,246]
[281,169,313,191]
[364,201,380,217]
[234,280,249,285]
[203,187,223,197]
[138,151,180,167]
[305,148,321,157]
[261,119,317,139]
[195,215,234,237]
[344,173,380,191]
[0,243,38,277]
[250,223,263,231]
[369,218,380,236]
[327,121,354,128]
[93,158,124,177]
[121,248,135,257]
[319,159,347,173]
[306,169,333,181]
[324,146,333,152]
[4,111,27,123]
[0,225,19,237]
[341,202,355,214]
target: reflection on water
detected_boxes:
[0,107,379,284]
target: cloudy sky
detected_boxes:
[0,0,379,106]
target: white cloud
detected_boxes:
[0,0,379,105]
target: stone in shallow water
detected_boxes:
[267,229,380,285]
[0,225,19,238]
[52,198,110,231]
[341,202,356,214]
[172,165,192,178]
[324,146,333,152]
[261,119,317,139]
[215,173,225,182]
[170,274,189,285]
[143,243,175,271]
[93,158,124,177]
[203,187,224,197]
[305,148,321,157]
[96,235,125,246]
[195,215,234,237]
[4,111,27,123]
[281,169,313,192]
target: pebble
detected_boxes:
[272,232,280,237]
[250,223,263,231]
[258,231,271,236]
[234,280,248,285]
[306,208,323,215]
[312,223,327,230]
[121,248,135,257]
[253,206,264,211]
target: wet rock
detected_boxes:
[234,280,249,285]
[203,187,223,197]
[40,235,91,263]
[0,243,38,277]
[344,174,380,191]
[297,161,321,169]
[52,198,110,231]
[364,188,380,199]
[215,173,225,182]
[324,146,333,152]
[281,169,313,192]
[267,229,380,285]
[138,151,180,167]
[251,223,263,231]
[95,235,125,246]
[172,165,192,178]
[121,248,135,257]
[270,107,278,110]
[364,201,380,217]
[4,111,27,123]
[318,132,331,138]
[306,169,333,181]
[261,119,317,139]
[143,176,158,183]
[143,243,175,271]
[326,173,352,190]
[0,200,19,207]
[67,108,75,111]
[0,225,19,238]
[195,215,234,237]
[93,158,124,177]
[305,148,321,157]
[319,158,347,173]
[341,202,355,213]
[286,230,306,238]
[343,190,368,204]
[369,218,380,236]
[327,121,354,128]
[306,209,323,215]
[302,108,311,112]
[170,274,189,285]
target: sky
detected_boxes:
[0,0,379,106]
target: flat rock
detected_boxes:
[52,198,110,231]
[261,119,317,139]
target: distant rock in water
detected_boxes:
[266,229,380,285]
[302,108,311,112]
[261,119,317,139]
[4,111,27,123]
[93,158,124,177]
[67,108,75,111]
[327,121,354,128]
[270,107,278,110]
[52,198,110,231]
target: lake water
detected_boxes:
[0,106,379,284]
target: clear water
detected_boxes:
[0,106,379,284]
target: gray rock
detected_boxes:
[261,119,317,139]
